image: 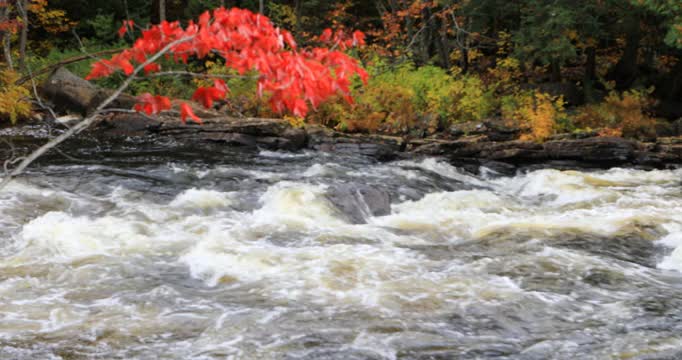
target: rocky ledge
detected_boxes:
[86,111,682,172]
[28,67,682,172]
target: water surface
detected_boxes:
[2,141,682,359]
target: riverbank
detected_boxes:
[91,111,682,173]
[5,111,682,177]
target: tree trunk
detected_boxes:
[460,47,468,74]
[583,46,597,102]
[435,17,450,69]
[159,0,166,22]
[549,58,561,82]
[610,16,641,90]
[259,0,264,14]
[17,0,27,71]
[0,3,13,70]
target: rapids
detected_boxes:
[2,141,682,359]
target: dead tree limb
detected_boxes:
[0,37,193,192]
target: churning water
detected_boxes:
[2,141,682,359]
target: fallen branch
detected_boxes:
[0,37,193,192]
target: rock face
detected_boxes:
[154,116,307,151]
[307,126,405,160]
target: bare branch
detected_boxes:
[14,48,125,86]
[0,36,194,192]
[140,71,258,80]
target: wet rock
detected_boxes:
[449,119,520,141]
[157,116,307,151]
[449,121,485,137]
[479,160,517,176]
[307,126,404,160]
[543,137,637,163]
[326,184,391,224]
[655,120,676,138]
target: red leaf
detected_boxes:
[134,93,172,115]
[85,59,115,80]
[320,28,332,42]
[352,30,366,46]
[118,20,134,38]
[192,86,226,108]
[143,63,161,74]
[180,103,202,124]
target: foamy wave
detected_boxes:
[18,212,154,258]
[170,188,234,210]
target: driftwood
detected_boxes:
[40,67,138,115]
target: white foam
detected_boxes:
[170,188,233,210]
[251,182,345,229]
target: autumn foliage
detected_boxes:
[85,7,368,123]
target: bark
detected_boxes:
[259,0,265,14]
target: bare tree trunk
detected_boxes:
[0,3,13,70]
[2,36,12,70]
[17,0,27,71]
[259,0,264,14]
[159,0,166,22]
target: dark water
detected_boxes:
[2,138,682,359]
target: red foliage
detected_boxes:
[86,7,368,122]
[118,20,134,38]
[180,102,202,124]
[133,93,172,115]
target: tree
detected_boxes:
[87,7,367,120]
[0,6,368,191]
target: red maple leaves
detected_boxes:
[133,93,171,115]
[180,103,202,124]
[86,7,368,123]
[117,20,135,38]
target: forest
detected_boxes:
[1,0,681,141]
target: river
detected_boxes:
[2,139,682,359]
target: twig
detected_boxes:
[140,71,258,80]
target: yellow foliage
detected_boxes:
[0,69,31,124]
[284,115,305,128]
[503,91,564,142]
[308,85,418,134]
[29,0,76,34]
[574,89,657,139]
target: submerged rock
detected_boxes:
[326,184,391,224]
